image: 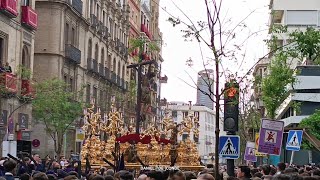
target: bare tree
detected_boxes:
[160,0,271,177]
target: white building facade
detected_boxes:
[269,0,320,127]
[163,102,216,164]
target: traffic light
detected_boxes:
[224,81,239,132]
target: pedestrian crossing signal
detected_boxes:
[286,130,303,151]
[219,135,240,159]
[220,138,237,155]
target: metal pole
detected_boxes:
[226,131,235,177]
[136,65,142,134]
[290,151,295,165]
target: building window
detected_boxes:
[96,5,99,20]
[99,90,104,106]
[117,61,121,76]
[183,111,188,118]
[109,18,113,39]
[101,48,104,65]
[103,11,106,25]
[108,55,111,68]
[89,0,94,15]
[22,0,29,6]
[70,77,74,92]
[71,27,75,45]
[113,58,116,72]
[95,44,99,61]
[63,75,68,84]
[0,36,6,65]
[122,65,125,79]
[93,86,97,104]
[88,39,92,59]
[65,23,69,44]
[86,84,91,103]
[21,45,30,68]
[286,10,317,26]
[172,111,177,117]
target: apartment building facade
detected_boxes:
[0,0,38,153]
[269,0,320,128]
[31,0,163,155]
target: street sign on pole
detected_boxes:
[258,119,284,156]
[219,135,240,159]
[244,142,257,162]
[286,130,303,151]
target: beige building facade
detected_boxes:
[33,0,131,156]
[0,0,38,155]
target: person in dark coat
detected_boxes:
[3,160,17,180]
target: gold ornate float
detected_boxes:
[81,98,204,171]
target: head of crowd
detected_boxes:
[0,154,319,180]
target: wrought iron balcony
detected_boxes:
[92,59,98,73]
[0,73,17,94]
[104,67,110,80]
[87,58,93,71]
[21,6,38,30]
[99,63,104,77]
[0,0,18,18]
[70,0,82,15]
[111,72,116,84]
[65,44,81,64]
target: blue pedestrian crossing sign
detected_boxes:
[219,135,240,159]
[286,130,303,151]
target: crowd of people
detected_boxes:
[0,153,319,180]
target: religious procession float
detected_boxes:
[80,97,204,172]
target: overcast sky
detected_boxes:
[158,0,270,103]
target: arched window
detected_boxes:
[87,39,92,59]
[95,43,99,61]
[113,58,116,72]
[101,48,104,65]
[22,45,30,68]
[117,61,121,76]
[122,65,125,79]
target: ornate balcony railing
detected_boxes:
[21,6,37,30]
[0,0,18,17]
[65,44,81,64]
[0,73,17,94]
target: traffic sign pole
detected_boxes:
[226,132,235,177]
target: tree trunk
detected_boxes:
[214,58,220,180]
